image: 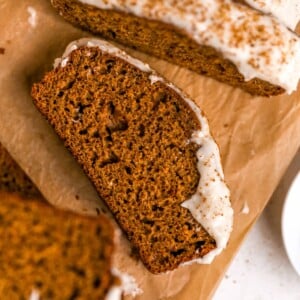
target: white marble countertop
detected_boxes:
[214,150,300,300]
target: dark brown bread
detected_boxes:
[32,45,217,273]
[0,191,116,300]
[51,0,284,96]
[0,144,41,198]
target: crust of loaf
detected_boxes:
[51,0,284,96]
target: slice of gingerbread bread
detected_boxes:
[50,0,300,96]
[0,144,41,199]
[0,192,118,300]
[32,38,233,274]
[0,145,123,299]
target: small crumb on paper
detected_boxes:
[29,290,40,300]
[27,6,37,28]
[0,48,5,55]
[241,202,250,214]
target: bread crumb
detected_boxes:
[241,202,250,214]
[27,6,37,28]
[29,289,40,300]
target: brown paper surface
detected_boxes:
[0,1,300,299]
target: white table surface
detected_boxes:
[214,150,300,300]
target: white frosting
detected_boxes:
[55,39,152,73]
[57,38,233,264]
[27,6,37,28]
[147,74,233,263]
[168,83,233,264]
[78,0,300,94]
[245,0,300,30]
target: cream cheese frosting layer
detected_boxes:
[78,0,300,94]
[245,0,300,30]
[56,38,233,264]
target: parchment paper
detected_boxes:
[0,1,300,299]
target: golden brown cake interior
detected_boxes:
[32,46,216,273]
[51,0,284,96]
[0,191,116,300]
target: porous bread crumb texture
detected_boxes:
[32,46,216,274]
[51,0,284,96]
[0,194,116,300]
[0,144,41,199]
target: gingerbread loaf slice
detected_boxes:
[50,0,300,96]
[32,38,233,274]
[0,144,124,299]
[0,192,118,300]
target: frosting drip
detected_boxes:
[78,0,300,94]
[56,38,233,264]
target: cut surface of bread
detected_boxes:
[0,192,116,300]
[51,0,300,96]
[32,39,233,273]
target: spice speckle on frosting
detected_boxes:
[245,0,300,30]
